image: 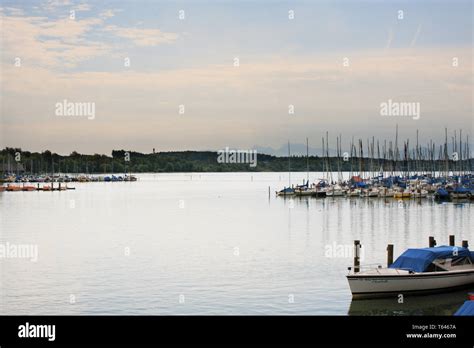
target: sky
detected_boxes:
[0,0,472,155]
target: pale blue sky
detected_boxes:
[0,0,472,154]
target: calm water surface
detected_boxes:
[1,173,473,315]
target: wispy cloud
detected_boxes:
[104,25,179,46]
[410,24,423,47]
[73,3,91,12]
[385,27,393,50]
[3,7,25,16]
[0,13,108,67]
[43,0,72,12]
[0,8,177,68]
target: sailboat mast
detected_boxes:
[306,137,309,183]
[288,141,291,188]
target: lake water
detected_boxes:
[1,172,473,315]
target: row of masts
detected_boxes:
[293,127,472,184]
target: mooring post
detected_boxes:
[462,240,469,248]
[353,240,361,273]
[387,244,394,267]
[429,236,436,248]
[449,235,455,246]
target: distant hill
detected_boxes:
[1,147,472,174]
[254,143,330,156]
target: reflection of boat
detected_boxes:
[347,246,474,299]
[348,288,473,315]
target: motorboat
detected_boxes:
[347,246,474,299]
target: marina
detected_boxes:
[276,130,473,202]
[1,0,472,343]
[1,172,472,315]
[277,173,474,201]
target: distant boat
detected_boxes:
[347,246,474,299]
[294,186,315,197]
[434,187,450,200]
[326,184,344,197]
[378,187,394,197]
[393,189,411,199]
[346,188,361,197]
[411,188,428,198]
[450,187,471,200]
[22,185,36,191]
[361,187,379,198]
[276,187,295,196]
[124,175,138,182]
[6,185,22,192]
[276,141,294,197]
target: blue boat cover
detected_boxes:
[389,246,472,273]
[453,187,470,193]
[454,301,474,316]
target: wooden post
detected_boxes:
[429,236,436,248]
[462,240,469,248]
[354,240,361,273]
[449,235,455,246]
[387,244,394,267]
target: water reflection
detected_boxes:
[348,288,473,316]
[1,172,472,315]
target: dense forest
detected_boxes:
[0,147,472,174]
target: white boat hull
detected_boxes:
[347,269,474,299]
[326,190,344,197]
